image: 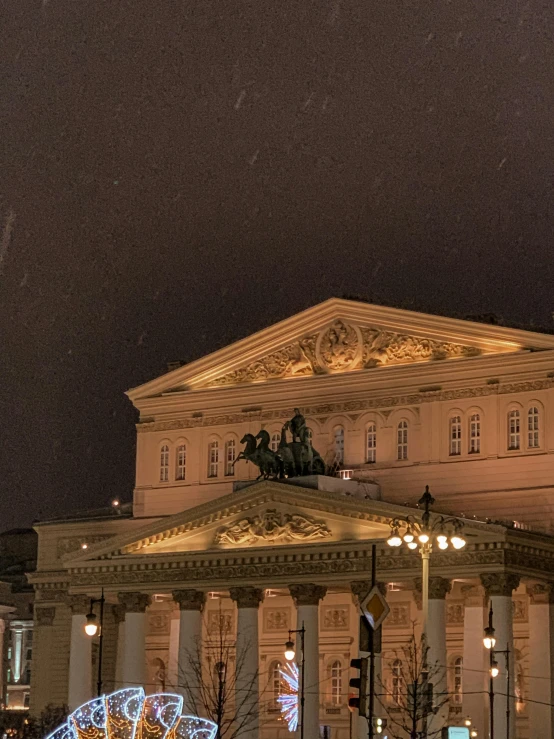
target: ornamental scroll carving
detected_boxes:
[214,509,331,546]
[207,320,482,386]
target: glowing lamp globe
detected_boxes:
[418,533,430,544]
[451,535,466,549]
[84,613,98,637]
[490,661,500,678]
[284,640,295,661]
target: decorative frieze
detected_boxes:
[118,592,151,613]
[229,587,264,609]
[136,379,554,433]
[480,573,521,598]
[527,583,554,605]
[207,610,234,635]
[264,608,290,632]
[289,583,327,606]
[321,606,350,631]
[35,606,56,626]
[446,602,464,624]
[172,589,206,612]
[513,598,528,622]
[57,535,113,558]
[214,509,331,546]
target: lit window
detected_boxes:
[160,445,169,482]
[270,661,282,708]
[397,421,408,461]
[366,423,377,463]
[208,441,220,478]
[453,657,463,704]
[392,659,403,705]
[225,439,236,476]
[449,416,462,456]
[330,660,342,706]
[270,433,280,453]
[527,407,539,449]
[469,413,481,454]
[508,410,521,450]
[334,427,344,464]
[175,444,186,481]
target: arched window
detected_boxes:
[269,661,282,708]
[508,410,521,450]
[515,658,525,713]
[225,439,236,476]
[214,661,226,686]
[397,421,408,461]
[392,659,403,705]
[366,423,377,463]
[270,433,280,453]
[160,445,169,482]
[449,416,462,456]
[175,444,186,480]
[208,441,220,478]
[153,657,166,693]
[527,407,540,449]
[334,427,344,464]
[453,657,463,704]
[330,660,342,705]
[469,413,481,454]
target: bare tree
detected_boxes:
[178,606,265,739]
[377,628,449,739]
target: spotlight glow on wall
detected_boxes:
[46,689,217,739]
[278,662,299,732]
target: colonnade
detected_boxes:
[65,574,554,739]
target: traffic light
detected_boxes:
[372,717,387,734]
[348,657,369,716]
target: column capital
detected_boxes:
[66,595,91,615]
[118,592,151,613]
[480,573,520,598]
[350,581,387,603]
[112,604,126,623]
[35,606,56,627]
[413,576,452,600]
[172,589,206,611]
[527,582,554,604]
[229,586,264,609]
[289,583,327,606]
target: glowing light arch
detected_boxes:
[46,690,217,739]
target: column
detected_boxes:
[289,584,327,739]
[527,583,554,738]
[67,595,93,710]
[168,606,180,693]
[172,589,206,709]
[427,577,451,728]
[112,605,126,689]
[350,581,387,739]
[230,587,264,739]
[461,585,487,739]
[0,617,6,702]
[118,592,151,689]
[481,573,520,739]
[30,606,55,714]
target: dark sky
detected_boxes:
[1,0,553,529]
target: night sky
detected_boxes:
[1,0,553,529]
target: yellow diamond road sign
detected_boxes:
[361,586,390,630]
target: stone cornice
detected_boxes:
[135,379,554,433]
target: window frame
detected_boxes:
[396,421,408,461]
[159,444,170,483]
[175,443,186,481]
[329,660,343,706]
[449,415,462,456]
[208,440,220,478]
[224,439,236,477]
[366,422,377,463]
[468,412,481,454]
[527,406,540,450]
[507,409,521,451]
[333,426,345,465]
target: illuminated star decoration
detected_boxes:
[278,662,299,732]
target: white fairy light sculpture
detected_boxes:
[278,662,299,732]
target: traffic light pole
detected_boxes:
[368,544,376,739]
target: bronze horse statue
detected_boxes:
[233,432,282,479]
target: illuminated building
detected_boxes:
[28,299,554,739]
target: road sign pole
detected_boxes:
[368,544,376,739]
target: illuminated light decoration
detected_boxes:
[278,662,299,732]
[45,690,217,739]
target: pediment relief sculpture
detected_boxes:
[208,320,482,386]
[214,508,332,546]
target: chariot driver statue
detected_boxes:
[289,407,307,442]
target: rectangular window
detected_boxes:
[366,425,376,463]
[449,416,462,456]
[208,442,219,478]
[528,407,540,449]
[469,414,481,454]
[508,410,521,450]
[225,440,236,476]
[397,422,408,461]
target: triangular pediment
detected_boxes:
[127,299,554,399]
[64,480,500,568]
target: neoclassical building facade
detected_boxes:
[29,299,554,739]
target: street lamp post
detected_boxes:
[285,624,306,739]
[84,588,105,697]
[386,486,467,736]
[483,606,510,739]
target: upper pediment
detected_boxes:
[127,299,554,400]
